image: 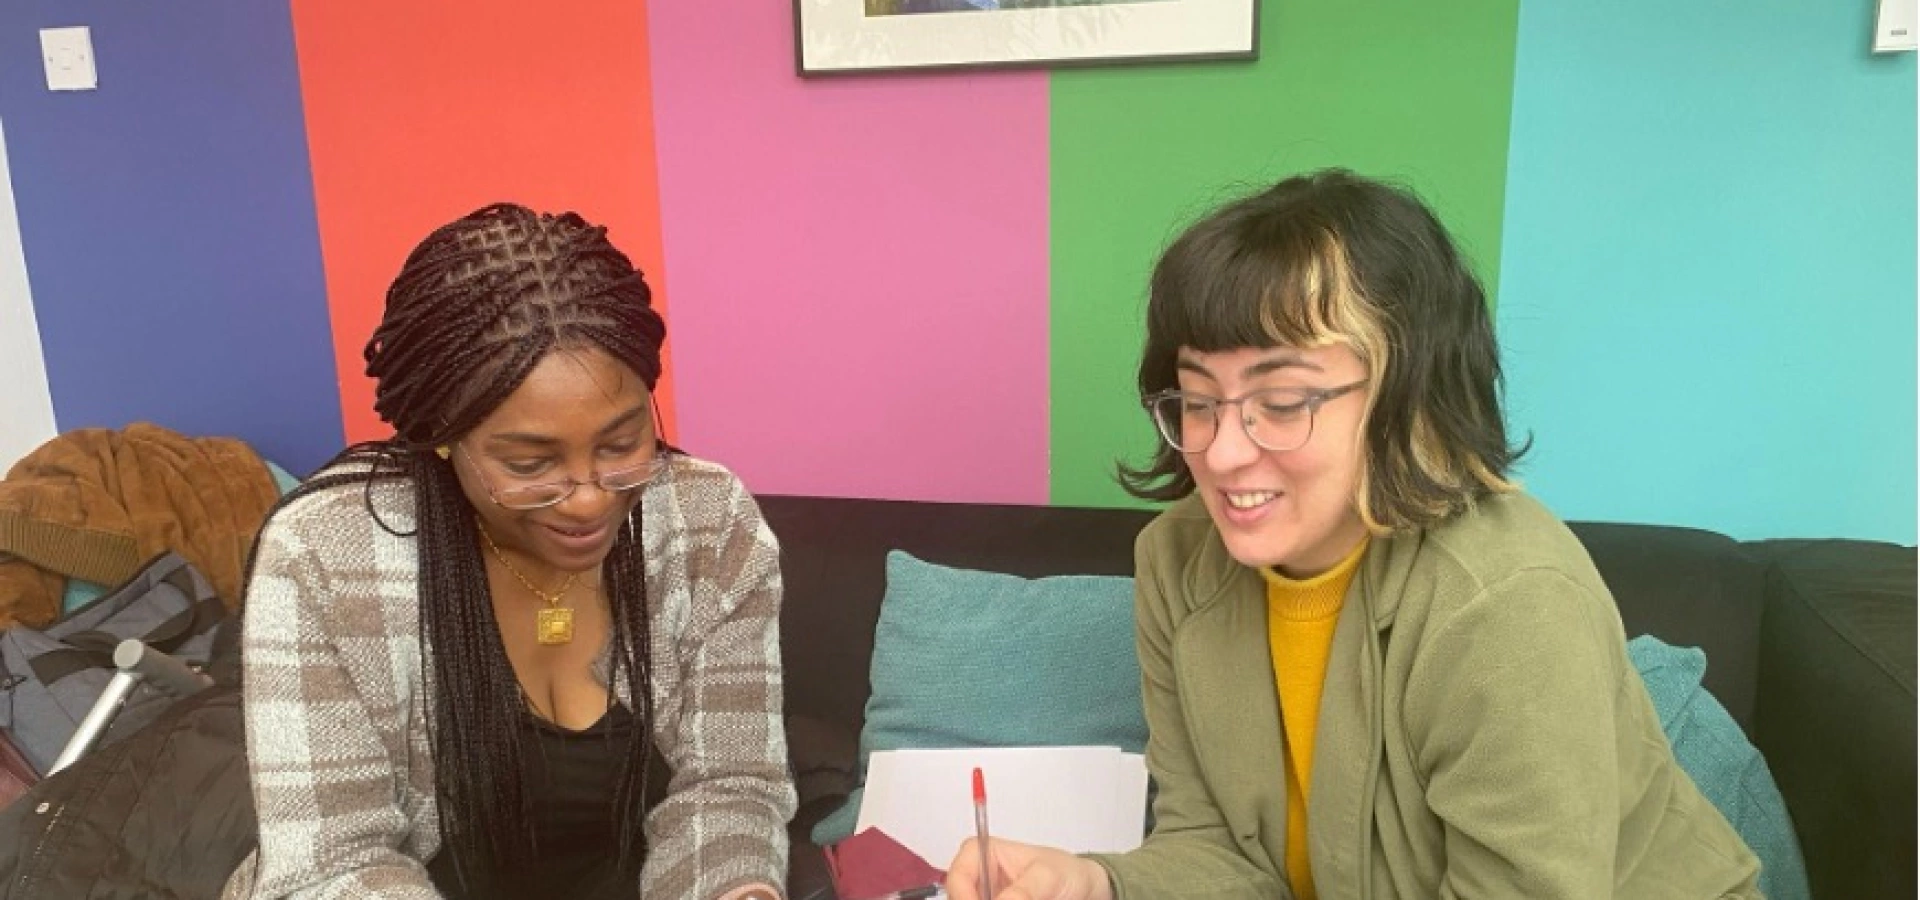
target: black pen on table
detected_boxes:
[846,885,943,900]
[973,766,992,900]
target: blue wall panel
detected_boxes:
[0,2,341,473]
[1499,0,1916,542]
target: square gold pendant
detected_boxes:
[536,607,574,645]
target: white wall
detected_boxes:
[0,117,58,470]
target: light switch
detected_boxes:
[40,26,97,92]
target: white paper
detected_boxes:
[855,746,1148,870]
[1110,752,1150,850]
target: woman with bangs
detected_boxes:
[945,171,1760,900]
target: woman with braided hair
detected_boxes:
[222,204,795,900]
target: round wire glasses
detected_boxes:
[1143,380,1368,454]
[457,440,676,510]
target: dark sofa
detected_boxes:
[758,495,1916,900]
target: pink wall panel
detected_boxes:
[647,1,1051,503]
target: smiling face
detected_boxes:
[450,345,657,576]
[1177,343,1372,578]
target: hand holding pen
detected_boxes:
[943,768,1116,900]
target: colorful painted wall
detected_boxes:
[0,2,338,475]
[0,1,1912,543]
[1498,0,1918,543]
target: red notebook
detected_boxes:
[821,827,945,899]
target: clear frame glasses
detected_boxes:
[458,440,675,511]
[1144,380,1368,454]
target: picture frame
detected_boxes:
[794,0,1259,77]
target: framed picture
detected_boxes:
[794,0,1259,76]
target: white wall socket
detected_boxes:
[1876,0,1917,53]
[40,26,98,92]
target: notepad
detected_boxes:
[822,826,946,899]
[854,746,1149,870]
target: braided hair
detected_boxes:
[285,204,667,885]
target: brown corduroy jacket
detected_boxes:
[0,423,280,628]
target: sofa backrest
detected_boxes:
[1567,522,1766,733]
[758,495,1153,735]
[757,495,1767,739]
[1747,538,1916,900]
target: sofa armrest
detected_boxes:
[1752,539,1915,900]
[788,815,840,900]
[785,713,858,900]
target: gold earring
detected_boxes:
[435,446,451,460]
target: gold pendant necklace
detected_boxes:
[479,526,578,645]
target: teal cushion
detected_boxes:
[60,459,302,614]
[264,460,302,495]
[59,579,110,615]
[812,551,1145,845]
[1629,635,1810,900]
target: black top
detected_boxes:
[428,703,670,900]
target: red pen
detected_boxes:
[973,767,992,900]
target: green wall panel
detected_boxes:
[1048,0,1521,507]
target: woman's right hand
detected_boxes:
[944,836,1115,900]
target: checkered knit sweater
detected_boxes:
[221,455,795,899]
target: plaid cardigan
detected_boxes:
[221,455,795,899]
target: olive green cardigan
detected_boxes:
[1091,492,1761,900]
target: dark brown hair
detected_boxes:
[1118,170,1526,531]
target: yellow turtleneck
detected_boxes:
[1262,538,1369,900]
